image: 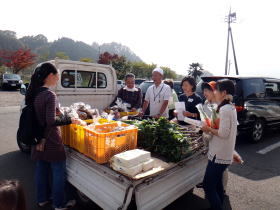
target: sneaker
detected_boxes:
[38,200,51,207]
[66,199,76,208]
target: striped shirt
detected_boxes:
[31,89,71,162]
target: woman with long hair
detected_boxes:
[201,79,238,210]
[26,63,79,210]
[0,180,26,210]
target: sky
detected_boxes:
[1,0,280,77]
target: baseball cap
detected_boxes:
[152,67,164,76]
[201,81,217,91]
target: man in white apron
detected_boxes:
[140,68,171,118]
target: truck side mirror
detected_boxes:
[24,83,29,89]
[20,84,27,95]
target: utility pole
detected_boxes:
[224,9,239,75]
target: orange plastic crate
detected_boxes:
[61,120,92,153]
[61,125,70,145]
[84,122,138,164]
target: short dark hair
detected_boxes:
[181,76,196,92]
[125,73,135,80]
[164,79,174,89]
[216,79,235,95]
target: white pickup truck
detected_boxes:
[19,59,207,210]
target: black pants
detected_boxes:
[203,158,229,210]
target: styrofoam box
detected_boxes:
[111,162,143,177]
[112,149,151,168]
[142,159,155,172]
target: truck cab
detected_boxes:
[47,59,118,110]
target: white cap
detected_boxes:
[152,67,164,76]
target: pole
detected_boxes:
[229,28,239,75]
[224,9,231,75]
[225,24,230,75]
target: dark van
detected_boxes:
[198,76,280,142]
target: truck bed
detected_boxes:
[66,147,207,210]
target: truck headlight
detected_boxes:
[3,79,8,83]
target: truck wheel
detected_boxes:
[17,130,31,153]
[250,119,264,143]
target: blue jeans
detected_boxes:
[36,160,66,208]
[203,158,229,210]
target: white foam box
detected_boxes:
[142,159,155,172]
[111,162,143,177]
[111,149,151,168]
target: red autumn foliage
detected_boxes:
[98,52,119,65]
[0,48,37,74]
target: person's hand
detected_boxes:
[71,118,86,126]
[71,118,80,124]
[201,124,211,133]
[131,108,137,112]
[138,111,144,117]
[183,111,192,117]
[153,114,161,119]
[173,110,178,117]
[233,153,243,164]
[114,111,121,119]
[36,139,46,152]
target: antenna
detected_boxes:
[224,8,239,75]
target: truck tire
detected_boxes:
[17,130,31,153]
[250,119,264,143]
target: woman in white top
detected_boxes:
[201,81,242,194]
[201,79,237,210]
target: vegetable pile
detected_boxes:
[125,117,204,162]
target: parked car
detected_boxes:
[173,81,183,96]
[117,80,124,90]
[135,78,146,87]
[198,76,280,142]
[0,73,23,90]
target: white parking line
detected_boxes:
[257,141,280,155]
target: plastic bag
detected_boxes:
[196,104,211,127]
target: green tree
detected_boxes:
[112,56,131,79]
[55,51,69,60]
[130,62,157,79]
[80,57,94,63]
[161,66,177,79]
[188,62,204,81]
[38,52,50,62]
[0,30,24,50]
